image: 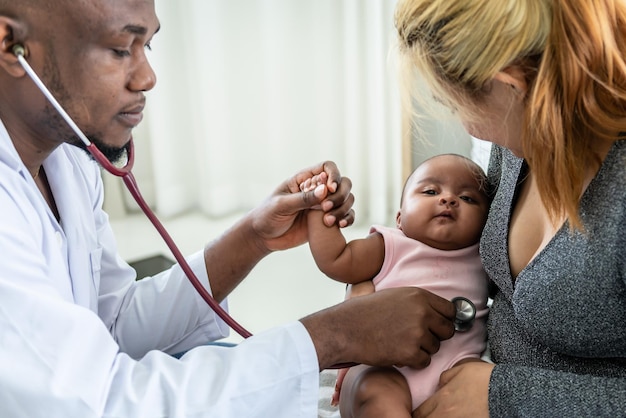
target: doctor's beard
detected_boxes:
[42,103,130,165]
[39,56,130,166]
[71,134,130,166]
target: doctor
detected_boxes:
[0,0,457,416]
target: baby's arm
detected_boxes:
[307,210,384,284]
[302,176,384,284]
[346,281,376,298]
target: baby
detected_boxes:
[303,154,491,417]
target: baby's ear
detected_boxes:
[395,210,402,229]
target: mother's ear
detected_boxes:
[493,65,528,99]
[0,16,29,77]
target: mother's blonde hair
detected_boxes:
[395,0,626,229]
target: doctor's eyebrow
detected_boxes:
[123,24,161,36]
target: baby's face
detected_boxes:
[397,155,489,250]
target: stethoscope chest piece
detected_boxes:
[451,296,476,332]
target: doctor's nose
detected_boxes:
[128,55,157,93]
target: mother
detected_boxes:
[394,0,626,416]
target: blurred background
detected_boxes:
[105,0,490,342]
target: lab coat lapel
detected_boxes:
[0,120,75,303]
[45,146,99,311]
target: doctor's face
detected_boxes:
[29,0,159,162]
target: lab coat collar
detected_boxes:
[0,118,33,182]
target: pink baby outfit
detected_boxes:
[370,225,489,410]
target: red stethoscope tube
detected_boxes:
[16,45,478,370]
[14,44,253,339]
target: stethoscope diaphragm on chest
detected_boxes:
[451,296,476,332]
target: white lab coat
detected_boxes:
[0,121,320,417]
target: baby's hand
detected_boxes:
[300,173,329,211]
[299,172,329,193]
[299,171,342,215]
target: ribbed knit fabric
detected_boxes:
[480,142,626,417]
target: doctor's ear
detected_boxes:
[0,16,29,77]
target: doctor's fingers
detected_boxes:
[292,179,354,227]
[322,193,355,228]
[396,295,457,368]
[401,287,457,341]
[396,331,444,369]
[369,327,440,370]
[318,175,354,225]
[359,288,455,368]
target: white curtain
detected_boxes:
[107,0,403,227]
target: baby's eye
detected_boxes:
[423,189,437,195]
[460,195,476,203]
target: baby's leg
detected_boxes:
[339,364,413,418]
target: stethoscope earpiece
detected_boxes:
[12,44,27,58]
[451,296,476,332]
[13,38,259,343]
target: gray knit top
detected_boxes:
[481,142,626,417]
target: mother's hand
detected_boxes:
[413,362,494,418]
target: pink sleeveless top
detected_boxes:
[371,225,489,409]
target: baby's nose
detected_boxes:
[439,195,457,206]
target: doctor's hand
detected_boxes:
[249,161,354,252]
[203,161,352,302]
[413,361,494,418]
[300,287,457,371]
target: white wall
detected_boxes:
[103,1,490,226]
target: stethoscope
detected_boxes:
[451,297,476,332]
[13,44,250,340]
[12,43,476,352]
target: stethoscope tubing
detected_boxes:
[15,44,477,369]
[14,45,253,339]
[121,171,253,338]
